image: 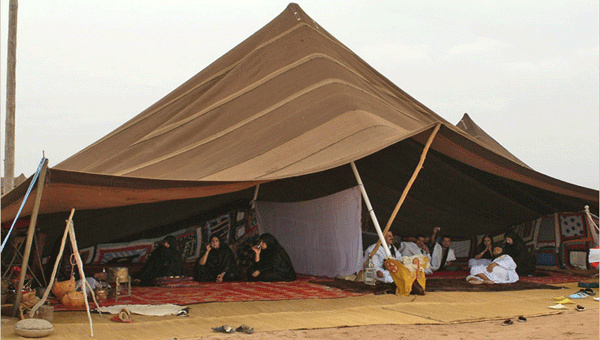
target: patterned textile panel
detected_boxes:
[562,241,590,269]
[206,214,231,245]
[170,226,202,261]
[451,239,471,259]
[535,215,556,248]
[535,247,557,266]
[78,246,95,264]
[92,242,154,265]
[560,213,588,240]
[521,220,535,243]
[231,210,260,265]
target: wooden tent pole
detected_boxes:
[366,123,441,264]
[29,209,74,318]
[350,162,392,258]
[250,184,260,209]
[12,158,48,317]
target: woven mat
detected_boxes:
[53,275,367,312]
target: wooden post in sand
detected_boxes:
[366,123,441,263]
[12,158,47,317]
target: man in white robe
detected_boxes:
[401,234,433,273]
[430,236,456,271]
[363,231,403,283]
[467,246,519,284]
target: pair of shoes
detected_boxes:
[501,319,513,326]
[212,325,234,333]
[582,288,595,296]
[236,324,254,334]
[549,303,567,310]
[518,316,527,322]
[556,298,574,304]
[576,305,586,312]
[569,289,594,299]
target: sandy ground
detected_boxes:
[191,309,599,340]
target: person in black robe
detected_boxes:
[133,235,183,286]
[247,233,296,282]
[194,236,240,282]
[504,231,536,276]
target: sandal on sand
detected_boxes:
[236,324,255,334]
[549,303,567,310]
[518,316,527,322]
[212,325,235,333]
[556,298,574,304]
[594,297,599,301]
[576,305,586,312]
[501,319,513,326]
[553,296,565,300]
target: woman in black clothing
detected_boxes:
[247,233,296,282]
[468,234,494,267]
[133,235,183,286]
[504,231,536,276]
[194,236,240,282]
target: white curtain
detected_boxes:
[255,186,363,278]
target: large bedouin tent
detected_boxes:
[2,3,598,257]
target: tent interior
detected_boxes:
[1,3,598,280]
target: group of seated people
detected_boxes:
[132,227,535,287]
[133,233,297,286]
[364,228,536,286]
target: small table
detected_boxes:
[107,268,131,302]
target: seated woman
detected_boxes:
[194,236,240,282]
[504,231,536,276]
[468,234,494,268]
[247,233,296,282]
[467,245,518,284]
[133,235,183,286]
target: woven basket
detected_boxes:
[51,276,75,299]
[60,290,86,307]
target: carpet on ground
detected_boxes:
[52,275,366,312]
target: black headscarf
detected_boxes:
[504,231,535,276]
[194,236,239,282]
[251,233,296,282]
[134,235,183,285]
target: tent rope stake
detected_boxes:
[366,123,441,264]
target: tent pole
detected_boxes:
[350,161,392,258]
[12,158,48,317]
[29,209,74,318]
[366,123,441,264]
[250,184,260,209]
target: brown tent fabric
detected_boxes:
[1,3,598,248]
[456,113,530,169]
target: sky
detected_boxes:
[1,1,598,189]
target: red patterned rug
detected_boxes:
[53,276,366,312]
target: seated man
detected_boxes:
[430,235,456,271]
[466,245,518,284]
[402,234,433,273]
[363,231,403,283]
